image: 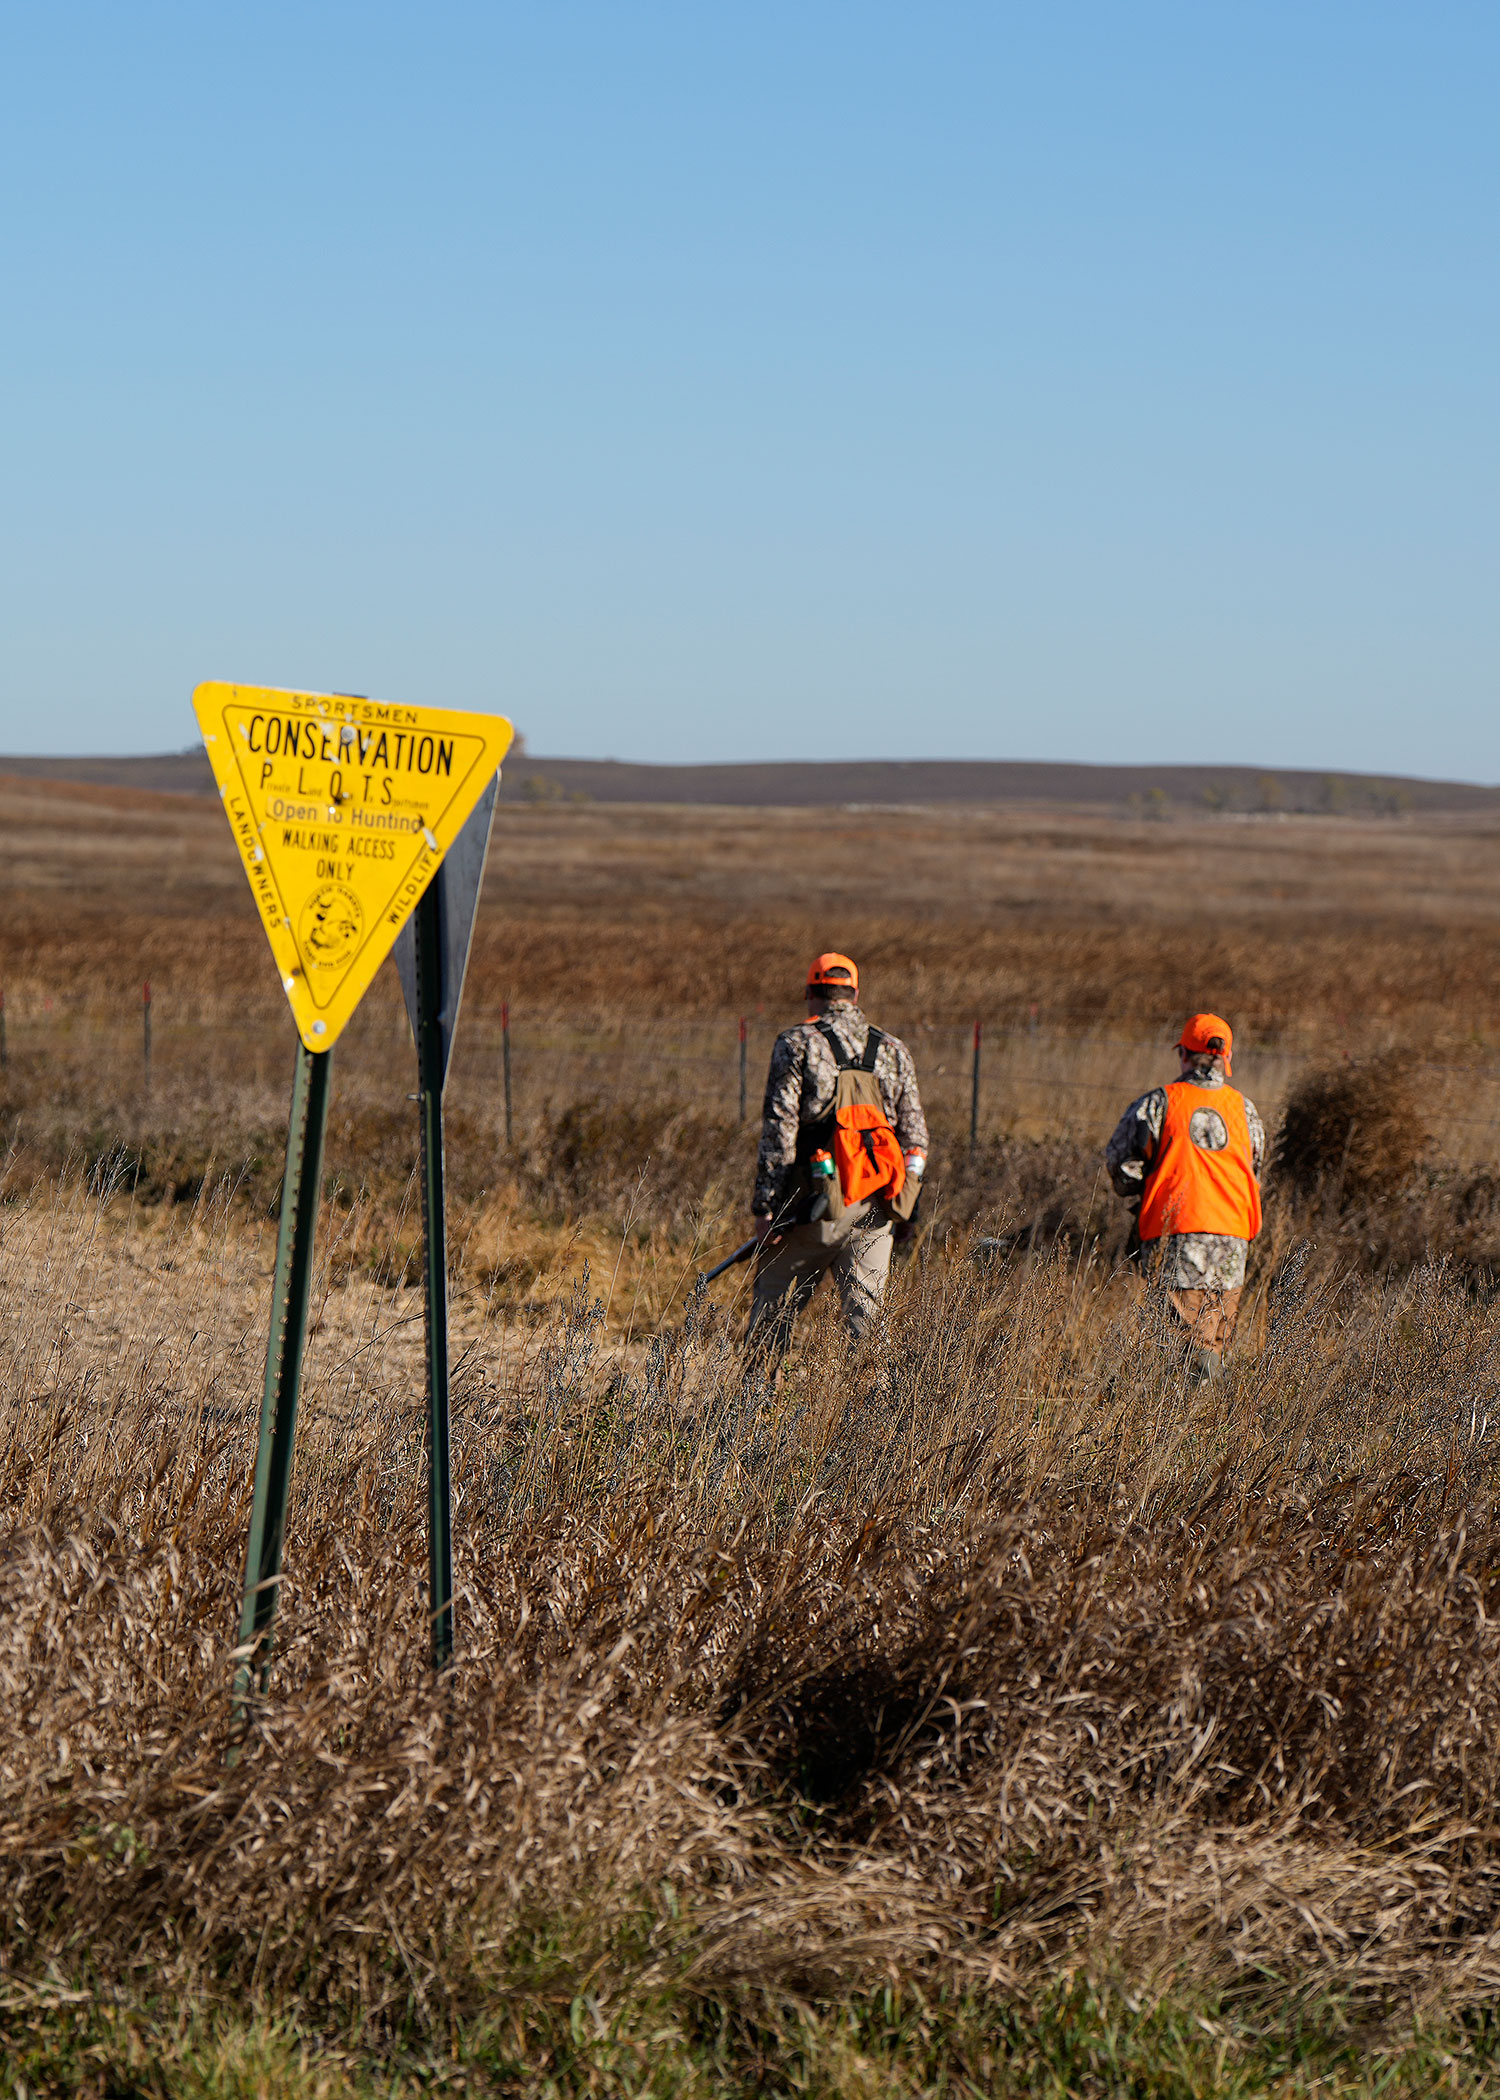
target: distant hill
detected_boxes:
[1,748,1495,815]
[0,752,220,795]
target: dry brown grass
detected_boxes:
[9,778,1500,2090]
[10,772,1500,1044]
[6,1180,1500,2091]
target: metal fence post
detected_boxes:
[142,980,152,1094]
[502,1000,513,1147]
[969,1019,982,1157]
[415,883,454,1669]
[739,1016,747,1122]
[0,988,7,1070]
[232,1040,333,1722]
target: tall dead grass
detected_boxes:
[6,1167,1500,2086]
[11,784,1500,2085]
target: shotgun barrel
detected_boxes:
[699,1235,763,1285]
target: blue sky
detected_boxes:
[1,3,1496,776]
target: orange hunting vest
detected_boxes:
[1137,1082,1262,1243]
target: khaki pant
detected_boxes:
[1167,1285,1243,1352]
[746,1202,893,1363]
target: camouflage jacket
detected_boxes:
[752,1003,928,1217]
[1104,1057,1266,1291]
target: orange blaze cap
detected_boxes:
[1177,1011,1233,1075]
[807,951,859,997]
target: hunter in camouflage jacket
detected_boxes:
[752,1002,929,1220]
[1104,1051,1267,1290]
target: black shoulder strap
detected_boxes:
[813,1018,853,1069]
[815,1018,884,1072]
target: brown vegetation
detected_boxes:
[7,1187,1500,2092]
[8,777,1500,2090]
[10,772,1500,1044]
[1275,1052,1432,1204]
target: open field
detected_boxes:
[8,776,1500,2093]
[8,770,1500,1036]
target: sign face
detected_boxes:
[193,682,514,1051]
[392,776,497,1085]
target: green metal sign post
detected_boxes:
[232,1041,333,1719]
[393,777,497,1672]
[413,881,454,1669]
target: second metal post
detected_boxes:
[414,882,454,1668]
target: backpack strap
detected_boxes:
[813,1018,854,1069]
[814,1019,884,1072]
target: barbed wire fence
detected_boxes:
[4,983,1500,1167]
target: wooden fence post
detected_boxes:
[502,1001,513,1146]
[969,1019,982,1157]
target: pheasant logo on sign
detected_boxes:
[193,682,514,1050]
[300,883,364,969]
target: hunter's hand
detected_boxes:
[751,1213,776,1244]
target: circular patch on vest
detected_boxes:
[1189,1107,1229,1151]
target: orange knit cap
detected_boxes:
[807,952,859,997]
[1177,1012,1233,1075]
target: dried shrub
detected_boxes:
[1274,1049,1430,1203]
[534,1096,746,1222]
[932,1126,1127,1259]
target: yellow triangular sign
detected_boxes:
[193,682,514,1051]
